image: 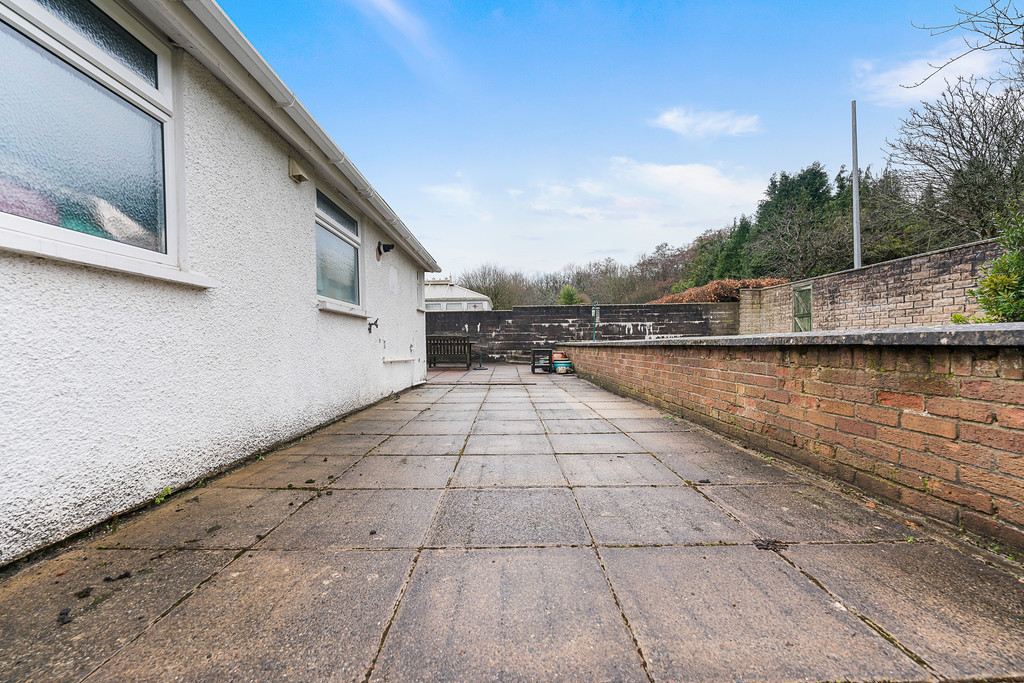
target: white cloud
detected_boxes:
[412,160,767,275]
[421,182,474,205]
[856,39,1003,106]
[345,0,456,82]
[649,107,761,139]
[527,157,764,235]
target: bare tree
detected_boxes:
[915,1,1024,84]
[749,202,847,279]
[887,77,1024,241]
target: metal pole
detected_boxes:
[851,100,862,269]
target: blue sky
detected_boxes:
[217,0,1003,275]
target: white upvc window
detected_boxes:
[0,0,203,284]
[315,189,363,312]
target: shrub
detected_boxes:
[953,200,1024,323]
[649,278,789,304]
[557,284,584,305]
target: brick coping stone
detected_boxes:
[560,322,1024,348]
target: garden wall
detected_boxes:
[561,324,1024,550]
[739,240,1002,334]
[426,303,738,362]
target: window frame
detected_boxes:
[0,0,190,279]
[314,187,364,315]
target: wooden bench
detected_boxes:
[426,335,472,369]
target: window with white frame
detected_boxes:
[0,0,176,264]
[315,189,360,306]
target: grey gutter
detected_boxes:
[133,0,440,272]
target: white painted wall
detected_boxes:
[0,54,428,564]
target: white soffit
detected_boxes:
[129,0,440,272]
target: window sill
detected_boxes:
[0,229,217,288]
[383,357,416,363]
[317,298,369,318]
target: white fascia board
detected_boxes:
[128,0,440,273]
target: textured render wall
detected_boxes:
[738,240,1002,334]
[0,54,426,564]
[426,303,738,362]
[563,330,1024,550]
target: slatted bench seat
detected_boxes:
[426,335,472,369]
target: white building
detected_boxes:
[0,0,440,563]
[425,279,493,311]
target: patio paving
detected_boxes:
[2,364,1024,681]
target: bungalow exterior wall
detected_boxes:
[0,5,433,564]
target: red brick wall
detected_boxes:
[564,341,1024,550]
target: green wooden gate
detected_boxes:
[793,286,812,332]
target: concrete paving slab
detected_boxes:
[627,430,723,454]
[407,408,477,421]
[660,451,802,485]
[536,406,600,419]
[705,484,910,542]
[395,420,475,435]
[464,434,553,455]
[432,399,484,409]
[548,432,645,454]
[476,408,539,421]
[557,454,685,486]
[427,489,589,547]
[374,434,466,455]
[575,486,751,545]
[590,406,664,419]
[451,455,567,487]
[607,417,692,432]
[280,433,387,454]
[785,542,1024,678]
[257,490,442,549]
[541,418,617,434]
[0,548,233,682]
[90,550,415,682]
[470,419,546,435]
[100,488,311,550]
[212,455,359,489]
[328,419,412,435]
[352,407,424,420]
[331,455,457,489]
[371,548,646,681]
[601,545,926,682]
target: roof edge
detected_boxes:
[131,0,441,272]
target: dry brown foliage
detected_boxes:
[649,278,790,304]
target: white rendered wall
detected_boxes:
[0,55,428,564]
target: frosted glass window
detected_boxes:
[425,303,441,311]
[317,225,359,305]
[445,302,463,311]
[316,191,357,236]
[34,0,158,86]
[0,20,166,252]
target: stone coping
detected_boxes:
[558,322,1024,348]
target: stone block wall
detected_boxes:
[738,282,792,335]
[562,325,1024,550]
[426,303,738,362]
[739,240,1002,334]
